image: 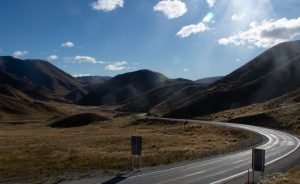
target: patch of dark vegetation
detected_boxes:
[129,118,184,126]
[228,113,282,130]
[50,113,109,128]
[293,95,300,102]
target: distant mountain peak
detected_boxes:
[0,56,85,102]
[151,40,300,118]
[78,69,178,105]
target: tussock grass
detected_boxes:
[0,115,261,183]
[259,165,300,184]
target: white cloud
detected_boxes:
[176,22,209,38]
[74,56,105,64]
[206,0,215,8]
[74,56,97,64]
[218,38,231,45]
[47,55,58,61]
[13,50,28,58]
[73,74,91,77]
[91,0,124,12]
[64,56,105,64]
[153,0,187,19]
[61,41,74,48]
[105,61,128,71]
[231,13,246,21]
[183,68,189,72]
[218,17,300,48]
[202,12,214,23]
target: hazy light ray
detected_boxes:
[215,0,275,45]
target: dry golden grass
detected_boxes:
[0,115,260,183]
[259,165,300,184]
[196,101,300,135]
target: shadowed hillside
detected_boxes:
[0,94,65,120]
[198,86,300,134]
[149,85,206,117]
[195,76,223,85]
[77,76,111,85]
[0,56,86,102]
[152,41,300,118]
[78,69,173,105]
[120,82,204,113]
[2,41,300,120]
[0,84,32,101]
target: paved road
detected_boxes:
[62,119,300,184]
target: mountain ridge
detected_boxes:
[0,56,85,102]
[1,40,300,120]
[155,40,300,118]
[78,69,173,105]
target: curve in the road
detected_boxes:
[115,119,300,184]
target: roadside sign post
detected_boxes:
[131,136,142,170]
[252,149,265,183]
[247,169,250,184]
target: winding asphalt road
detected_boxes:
[62,118,300,184]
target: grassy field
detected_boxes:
[0,113,261,183]
[259,165,300,184]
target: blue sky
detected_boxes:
[0,0,300,80]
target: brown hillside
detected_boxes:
[155,40,300,118]
[0,56,86,102]
[78,69,172,105]
[120,82,202,113]
[198,87,300,134]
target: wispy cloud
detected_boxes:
[13,50,28,58]
[65,56,105,64]
[206,0,215,8]
[61,41,74,48]
[183,68,189,72]
[105,61,128,71]
[219,17,300,48]
[91,0,124,12]
[176,22,209,38]
[231,13,246,21]
[47,55,58,61]
[153,0,187,19]
[73,74,91,77]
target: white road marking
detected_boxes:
[102,116,300,184]
[232,159,245,164]
[157,171,206,184]
[210,135,300,184]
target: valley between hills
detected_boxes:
[1,40,300,183]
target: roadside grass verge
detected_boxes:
[259,165,300,184]
[0,115,261,183]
